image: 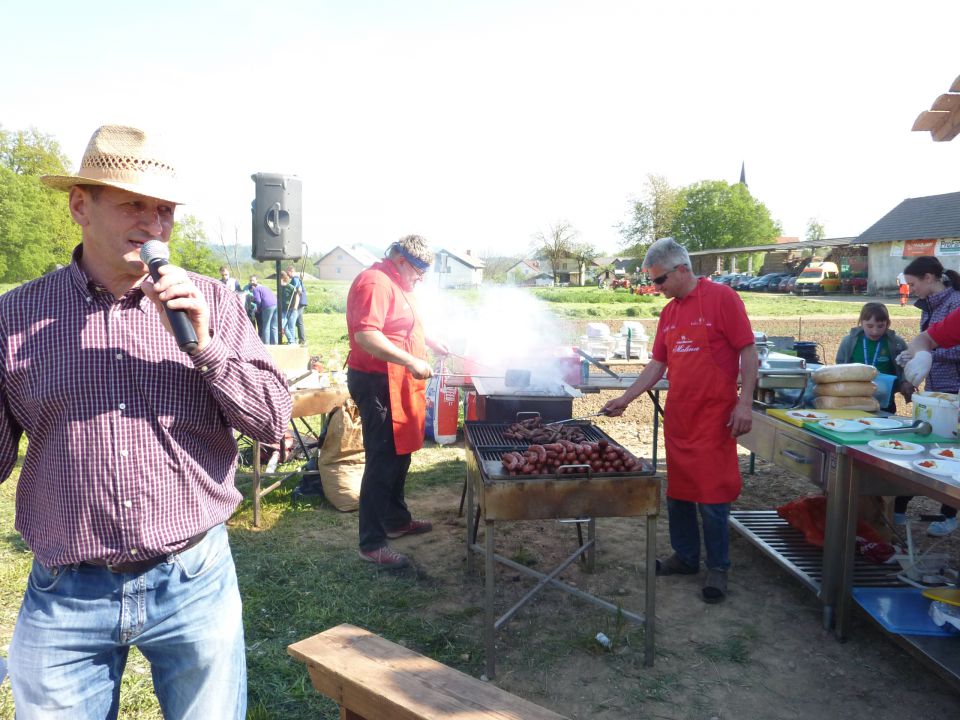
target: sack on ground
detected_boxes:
[317,399,365,511]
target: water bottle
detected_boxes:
[595,632,612,649]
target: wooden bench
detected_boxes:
[288,624,569,720]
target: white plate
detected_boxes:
[786,410,829,421]
[912,458,960,476]
[929,447,960,461]
[817,419,867,433]
[867,439,925,455]
[854,417,904,430]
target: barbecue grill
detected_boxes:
[463,419,661,679]
[472,376,581,423]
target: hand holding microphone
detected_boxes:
[140,240,205,354]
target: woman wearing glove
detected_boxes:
[894,256,960,536]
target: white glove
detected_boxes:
[904,351,933,387]
[895,350,913,367]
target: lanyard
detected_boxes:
[862,337,882,367]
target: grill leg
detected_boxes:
[644,512,657,667]
[484,519,496,680]
[586,518,596,572]
[465,473,476,574]
[458,476,467,517]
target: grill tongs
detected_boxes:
[545,411,608,426]
[872,420,933,436]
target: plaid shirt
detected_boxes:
[0,248,292,567]
[919,287,960,393]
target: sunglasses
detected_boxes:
[652,265,681,285]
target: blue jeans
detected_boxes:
[667,498,731,571]
[8,524,246,719]
[281,311,297,344]
[257,306,278,344]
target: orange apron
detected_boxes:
[662,291,742,504]
[386,291,427,455]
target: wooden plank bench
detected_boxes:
[288,624,569,720]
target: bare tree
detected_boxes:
[619,174,680,257]
[532,222,578,285]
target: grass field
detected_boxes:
[0,284,920,718]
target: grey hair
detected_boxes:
[387,234,434,266]
[642,237,690,271]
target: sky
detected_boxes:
[4,0,960,260]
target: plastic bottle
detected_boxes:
[595,632,612,649]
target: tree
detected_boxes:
[805,218,826,243]
[532,222,578,285]
[169,215,221,277]
[619,174,681,257]
[670,180,780,252]
[0,127,79,281]
[568,241,599,286]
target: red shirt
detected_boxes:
[927,309,960,350]
[652,277,754,380]
[346,260,419,374]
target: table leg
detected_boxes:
[586,518,596,572]
[466,471,476,574]
[253,440,262,528]
[484,519,496,680]
[645,512,657,667]
[820,453,852,634]
[834,461,859,640]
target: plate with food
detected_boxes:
[817,419,867,433]
[929,447,960,460]
[912,458,960,476]
[867,439,925,455]
[854,417,905,430]
[785,410,829,421]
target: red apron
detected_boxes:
[662,291,742,503]
[386,292,427,455]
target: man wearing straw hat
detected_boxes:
[1,124,292,718]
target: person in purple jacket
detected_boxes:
[248,274,279,344]
[2,124,292,718]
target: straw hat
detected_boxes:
[41,124,184,204]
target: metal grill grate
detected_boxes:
[465,422,605,448]
[730,510,904,592]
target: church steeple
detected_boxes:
[739,161,747,187]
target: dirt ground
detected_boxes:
[388,318,960,720]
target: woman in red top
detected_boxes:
[346,235,448,568]
[603,238,757,603]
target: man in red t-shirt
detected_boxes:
[346,235,448,569]
[603,238,757,603]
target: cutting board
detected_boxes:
[804,423,954,446]
[767,408,874,428]
[853,587,956,637]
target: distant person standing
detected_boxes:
[249,275,278,344]
[286,264,308,345]
[218,265,241,292]
[278,271,299,344]
[898,271,910,306]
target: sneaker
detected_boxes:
[386,519,433,539]
[893,513,907,526]
[655,553,699,576]
[358,546,409,569]
[927,517,958,537]
[702,569,728,604]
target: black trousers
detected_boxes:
[347,368,413,551]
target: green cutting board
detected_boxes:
[805,424,955,445]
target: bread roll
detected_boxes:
[813,396,880,411]
[813,381,877,397]
[812,363,878,384]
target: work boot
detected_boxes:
[702,568,728,604]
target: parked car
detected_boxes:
[732,274,756,291]
[793,262,841,295]
[746,273,782,291]
[776,274,798,293]
[758,272,791,291]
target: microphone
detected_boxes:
[140,240,199,354]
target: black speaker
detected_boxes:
[251,172,303,261]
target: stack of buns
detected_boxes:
[811,363,879,412]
